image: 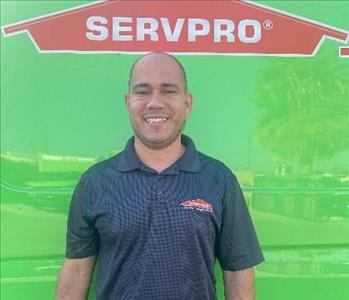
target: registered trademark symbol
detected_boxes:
[263,20,273,30]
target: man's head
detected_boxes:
[128,52,188,93]
[125,52,192,150]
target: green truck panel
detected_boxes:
[1,1,349,299]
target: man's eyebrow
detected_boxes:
[161,83,179,89]
[132,82,150,90]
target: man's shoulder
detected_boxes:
[197,151,237,180]
[80,151,124,182]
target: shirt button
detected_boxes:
[157,190,162,195]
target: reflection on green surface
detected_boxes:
[1,151,118,188]
[251,50,349,174]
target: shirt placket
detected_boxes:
[152,173,165,211]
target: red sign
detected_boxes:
[2,0,348,56]
[339,47,349,57]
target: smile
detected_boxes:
[144,117,169,124]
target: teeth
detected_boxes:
[145,117,168,123]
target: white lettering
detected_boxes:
[112,17,132,41]
[137,18,159,41]
[188,18,210,42]
[86,16,263,44]
[238,19,261,43]
[214,19,235,43]
[86,16,108,41]
[161,18,185,42]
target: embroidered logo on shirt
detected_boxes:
[180,198,213,213]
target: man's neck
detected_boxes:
[134,136,185,173]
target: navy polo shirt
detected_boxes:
[66,135,264,300]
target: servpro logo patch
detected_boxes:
[1,0,348,56]
[180,199,213,213]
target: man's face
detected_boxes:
[126,54,192,150]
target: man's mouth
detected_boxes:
[144,117,169,124]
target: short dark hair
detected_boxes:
[128,52,188,92]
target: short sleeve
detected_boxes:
[65,176,99,258]
[216,171,264,271]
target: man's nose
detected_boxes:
[147,91,165,109]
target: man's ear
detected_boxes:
[185,93,193,117]
[124,94,130,109]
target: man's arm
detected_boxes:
[223,268,255,300]
[56,256,96,300]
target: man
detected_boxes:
[56,52,264,300]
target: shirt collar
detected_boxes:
[176,135,202,173]
[117,134,201,173]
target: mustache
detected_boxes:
[141,110,170,117]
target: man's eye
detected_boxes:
[164,89,176,94]
[135,90,148,95]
